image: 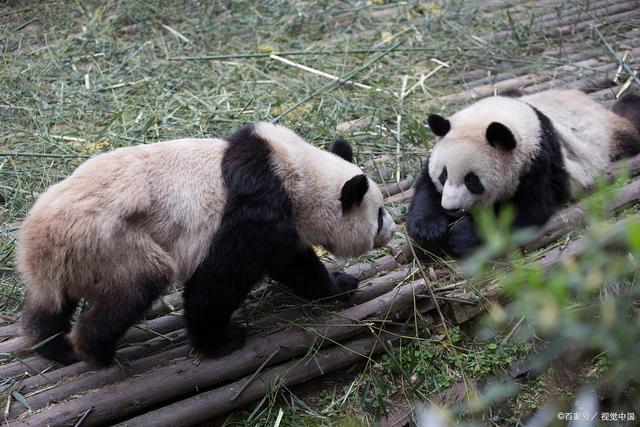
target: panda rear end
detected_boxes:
[18,123,396,367]
[407,89,640,258]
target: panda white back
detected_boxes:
[143,139,230,282]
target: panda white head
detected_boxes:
[253,123,396,258]
[426,96,541,215]
[331,166,397,257]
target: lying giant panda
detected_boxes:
[407,89,640,257]
[18,123,397,367]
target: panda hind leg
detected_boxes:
[269,244,359,301]
[21,291,79,365]
[69,276,169,368]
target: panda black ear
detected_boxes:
[340,174,369,212]
[330,137,354,163]
[427,114,451,137]
[486,122,517,150]
[499,88,523,98]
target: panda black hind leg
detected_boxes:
[269,244,358,301]
[70,275,170,367]
[21,291,79,365]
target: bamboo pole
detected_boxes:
[114,334,398,427]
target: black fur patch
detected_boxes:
[612,129,640,160]
[447,216,482,257]
[611,93,640,159]
[376,208,384,235]
[330,137,354,163]
[427,114,451,137]
[499,88,523,98]
[507,106,570,228]
[486,122,517,150]
[183,124,358,357]
[21,293,78,365]
[73,276,169,367]
[464,172,484,194]
[612,92,640,133]
[183,124,298,357]
[438,167,447,186]
[269,245,358,301]
[406,156,451,256]
[340,174,369,211]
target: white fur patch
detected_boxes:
[18,138,228,308]
[441,182,475,211]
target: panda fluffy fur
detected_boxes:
[18,122,396,367]
[407,89,640,257]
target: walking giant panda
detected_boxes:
[18,123,397,367]
[407,90,640,257]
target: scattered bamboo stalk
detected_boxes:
[269,54,372,90]
[439,74,549,102]
[594,24,640,88]
[169,47,443,61]
[230,346,281,401]
[0,152,90,159]
[272,39,404,122]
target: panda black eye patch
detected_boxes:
[438,168,447,186]
[464,172,484,194]
[376,207,383,235]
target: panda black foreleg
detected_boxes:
[183,260,259,358]
[269,244,358,301]
[447,216,482,258]
[406,165,450,255]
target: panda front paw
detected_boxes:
[330,272,359,300]
[447,217,482,258]
[406,214,449,253]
